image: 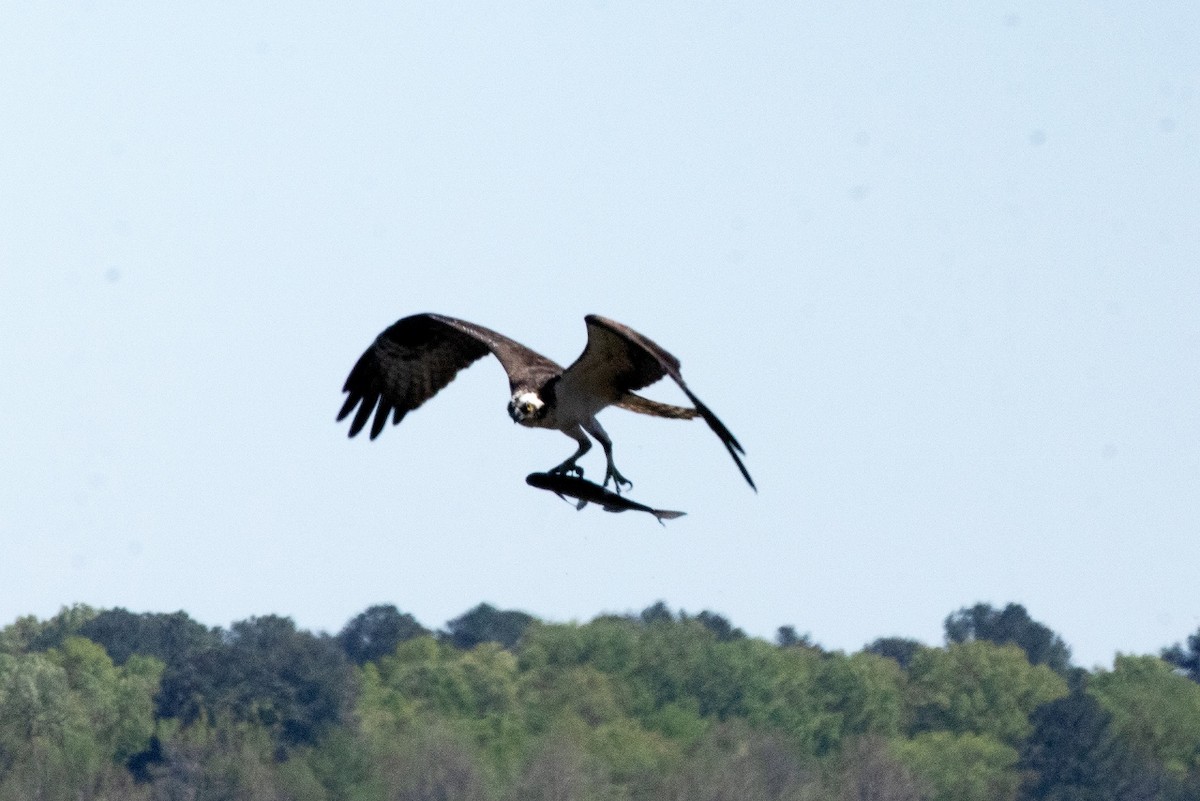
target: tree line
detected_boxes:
[2,600,1199,801]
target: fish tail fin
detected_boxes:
[653,509,686,526]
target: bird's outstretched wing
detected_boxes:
[338,313,561,439]
[561,315,756,490]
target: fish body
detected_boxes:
[525,472,685,525]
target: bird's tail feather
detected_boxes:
[615,393,698,420]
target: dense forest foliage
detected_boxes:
[2,600,1199,801]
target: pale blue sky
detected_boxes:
[2,3,1197,668]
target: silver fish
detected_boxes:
[525,472,685,526]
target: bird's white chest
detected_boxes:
[548,375,610,428]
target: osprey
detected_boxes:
[337,313,754,492]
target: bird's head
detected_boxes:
[508,391,545,424]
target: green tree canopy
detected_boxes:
[894,731,1020,801]
[865,637,924,670]
[3,602,1199,799]
[0,637,162,799]
[1163,628,1200,684]
[0,604,98,654]
[690,610,746,642]
[945,603,1073,676]
[77,608,218,667]
[1089,655,1200,779]
[156,615,356,753]
[442,604,534,650]
[336,604,429,665]
[1016,687,1179,801]
[639,601,674,626]
[908,641,1067,746]
[775,626,818,650]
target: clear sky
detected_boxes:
[2,3,1197,669]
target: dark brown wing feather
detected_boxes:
[338,313,562,440]
[566,315,756,490]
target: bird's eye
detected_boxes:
[524,403,536,414]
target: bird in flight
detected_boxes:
[337,313,754,492]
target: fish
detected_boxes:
[525,472,686,526]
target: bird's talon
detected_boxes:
[604,471,633,495]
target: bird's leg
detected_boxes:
[549,428,591,478]
[583,419,633,494]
